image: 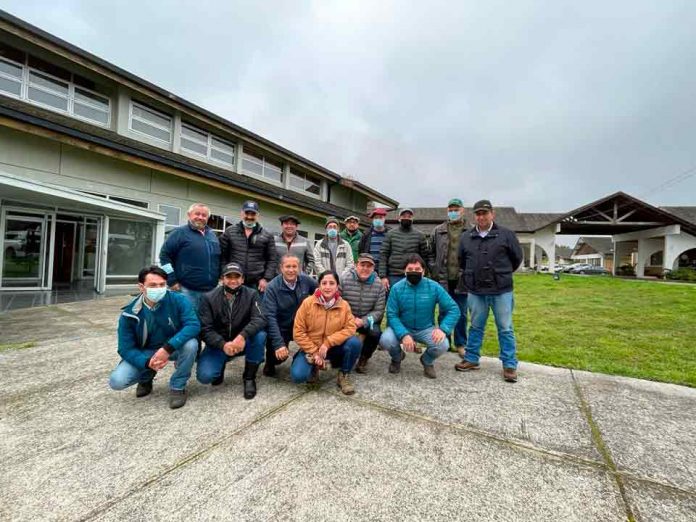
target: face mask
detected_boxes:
[372,219,384,228]
[448,211,461,222]
[243,220,256,229]
[400,219,413,230]
[327,229,338,239]
[224,284,241,295]
[406,272,423,285]
[145,287,167,303]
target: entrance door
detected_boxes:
[53,221,77,284]
[1,211,48,289]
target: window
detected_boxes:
[207,214,232,236]
[289,170,322,197]
[106,219,153,282]
[242,151,283,184]
[80,191,149,208]
[159,204,181,233]
[180,123,235,167]
[129,102,172,143]
[0,42,111,127]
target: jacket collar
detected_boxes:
[470,222,499,237]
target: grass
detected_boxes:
[477,274,696,387]
[0,341,36,353]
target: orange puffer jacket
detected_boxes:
[293,296,356,355]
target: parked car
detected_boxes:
[561,263,587,273]
[570,265,609,275]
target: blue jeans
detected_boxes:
[109,338,198,391]
[196,331,267,384]
[464,292,517,369]
[290,337,362,382]
[179,286,204,314]
[439,282,467,349]
[379,326,449,366]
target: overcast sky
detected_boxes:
[3,0,696,211]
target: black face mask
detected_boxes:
[400,220,413,230]
[406,272,423,285]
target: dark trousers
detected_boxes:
[438,280,468,348]
[265,329,292,368]
[357,325,382,360]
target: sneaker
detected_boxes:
[337,372,355,395]
[135,380,153,398]
[355,356,368,374]
[420,355,436,379]
[262,363,276,378]
[169,389,187,409]
[503,368,518,383]
[307,365,320,384]
[454,360,480,372]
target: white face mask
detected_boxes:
[145,287,167,303]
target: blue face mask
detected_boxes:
[327,228,338,239]
[448,211,461,222]
[145,287,167,303]
[372,219,384,228]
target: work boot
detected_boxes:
[262,362,277,377]
[243,362,260,400]
[337,372,355,395]
[211,364,226,386]
[355,356,369,374]
[503,367,518,383]
[454,360,480,372]
[169,389,187,409]
[307,365,320,384]
[388,350,406,374]
[420,355,437,379]
[136,380,153,398]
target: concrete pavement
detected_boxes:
[0,296,694,521]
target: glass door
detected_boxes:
[1,211,48,289]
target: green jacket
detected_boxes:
[340,229,363,262]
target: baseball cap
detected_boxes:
[221,262,244,276]
[357,253,376,265]
[279,214,301,224]
[399,208,414,217]
[370,208,388,217]
[242,200,259,213]
[448,198,464,208]
[473,199,493,212]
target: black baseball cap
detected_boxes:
[473,200,493,212]
[221,262,244,276]
[279,215,301,224]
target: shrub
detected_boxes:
[665,268,696,282]
[616,264,635,276]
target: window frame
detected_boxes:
[129,101,173,144]
[241,151,284,186]
[158,204,182,232]
[180,122,236,168]
[288,169,322,199]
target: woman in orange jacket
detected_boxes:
[291,270,361,394]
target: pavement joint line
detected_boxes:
[76,390,310,522]
[571,369,637,522]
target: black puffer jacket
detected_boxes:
[219,222,278,284]
[458,223,523,295]
[379,225,434,278]
[198,285,266,349]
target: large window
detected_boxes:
[180,123,235,167]
[106,220,153,281]
[289,170,322,197]
[159,204,181,233]
[129,101,172,144]
[0,43,110,127]
[242,151,283,184]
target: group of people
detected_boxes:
[109,197,523,409]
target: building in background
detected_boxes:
[0,10,397,296]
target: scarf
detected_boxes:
[314,288,341,309]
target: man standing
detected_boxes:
[379,255,460,379]
[262,254,318,377]
[358,207,389,277]
[109,266,200,409]
[220,200,277,292]
[313,216,354,276]
[340,253,386,374]
[273,215,315,274]
[340,215,363,263]
[431,198,468,355]
[159,202,220,311]
[455,200,523,383]
[197,263,267,399]
[379,208,433,290]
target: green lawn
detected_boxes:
[478,274,696,387]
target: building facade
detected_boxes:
[0,11,397,294]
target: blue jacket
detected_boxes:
[159,223,220,291]
[386,276,460,341]
[117,291,201,369]
[262,273,317,350]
